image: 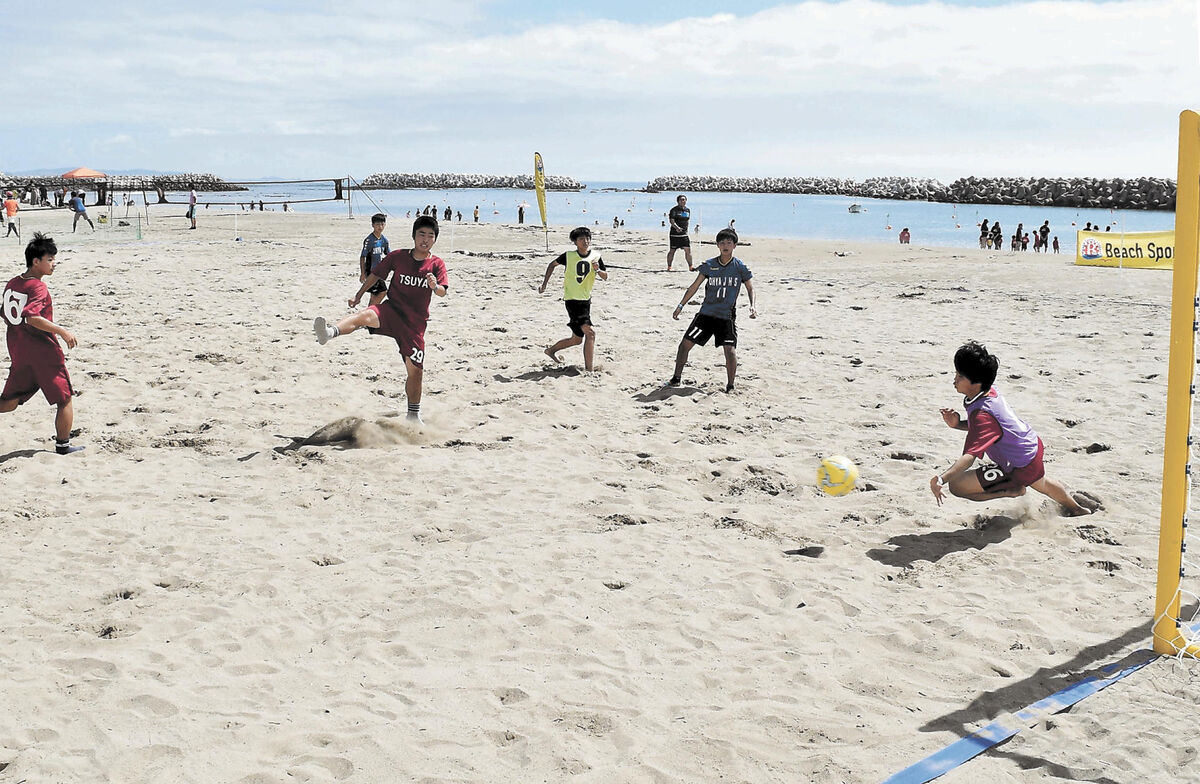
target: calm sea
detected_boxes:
[176,180,1176,252]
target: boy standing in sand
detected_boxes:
[668,228,757,393]
[69,192,94,232]
[313,216,448,424]
[930,341,1093,515]
[4,192,19,239]
[359,213,390,307]
[1,233,83,454]
[538,226,608,371]
[666,195,694,272]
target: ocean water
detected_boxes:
[166,180,1176,252]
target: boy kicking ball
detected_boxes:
[668,228,756,392]
[1,233,83,454]
[538,226,608,371]
[930,341,1094,516]
[313,216,449,424]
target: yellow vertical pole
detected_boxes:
[1154,110,1200,655]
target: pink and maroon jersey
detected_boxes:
[373,249,448,329]
[963,387,1040,471]
[3,275,62,364]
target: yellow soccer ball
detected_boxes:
[817,455,858,497]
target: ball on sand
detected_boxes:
[817,455,858,497]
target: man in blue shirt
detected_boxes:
[69,191,94,233]
[359,213,390,306]
[669,228,757,392]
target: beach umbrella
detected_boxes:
[61,166,107,179]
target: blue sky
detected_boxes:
[2,1,1197,182]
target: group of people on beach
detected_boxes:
[0,195,1096,518]
[978,218,1059,253]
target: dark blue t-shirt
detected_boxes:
[697,257,752,320]
[360,233,390,275]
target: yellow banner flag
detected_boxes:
[1075,230,1175,269]
[534,152,548,229]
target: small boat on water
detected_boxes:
[848,204,864,214]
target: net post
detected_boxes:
[1154,109,1200,655]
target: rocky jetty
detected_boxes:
[0,173,244,193]
[360,173,584,191]
[646,175,1175,211]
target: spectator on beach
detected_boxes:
[1021,233,1030,251]
[69,192,94,233]
[1084,222,1093,231]
[1038,220,1050,251]
[473,205,479,223]
[258,200,264,211]
[979,219,990,249]
[443,206,452,222]
[518,204,525,224]
[55,187,66,208]
[666,195,693,272]
[989,222,1002,250]
[4,193,19,239]
[456,211,462,222]
[613,216,619,229]
[1053,236,1060,253]
[898,227,910,245]
[188,184,198,230]
[1015,223,1024,248]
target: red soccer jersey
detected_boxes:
[373,249,448,329]
[3,275,61,364]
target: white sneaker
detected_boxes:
[406,412,424,425]
[314,317,334,345]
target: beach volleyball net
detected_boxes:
[1154,110,1200,658]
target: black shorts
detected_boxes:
[669,234,690,250]
[565,299,593,337]
[683,312,736,347]
[363,262,387,294]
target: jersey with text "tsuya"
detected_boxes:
[696,257,752,320]
[668,205,690,236]
[360,233,390,275]
[371,249,449,328]
[555,250,606,301]
[962,387,1041,472]
[3,275,63,364]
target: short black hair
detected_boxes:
[954,341,999,391]
[412,215,439,238]
[569,226,592,242]
[715,228,738,245]
[676,194,687,203]
[25,232,57,268]
[371,213,387,224]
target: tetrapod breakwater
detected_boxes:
[360,173,584,191]
[645,175,1176,211]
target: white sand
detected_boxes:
[0,206,1196,783]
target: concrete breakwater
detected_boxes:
[1,173,245,193]
[646,175,1176,210]
[360,173,584,191]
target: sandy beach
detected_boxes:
[0,206,1197,783]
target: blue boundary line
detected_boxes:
[881,649,1159,784]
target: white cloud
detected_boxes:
[1,1,1196,178]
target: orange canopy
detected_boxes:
[61,167,107,179]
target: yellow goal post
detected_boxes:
[1154,110,1200,657]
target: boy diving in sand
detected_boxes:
[930,341,1096,516]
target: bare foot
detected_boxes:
[544,347,561,363]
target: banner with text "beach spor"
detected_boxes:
[533,152,548,228]
[1075,230,1175,269]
